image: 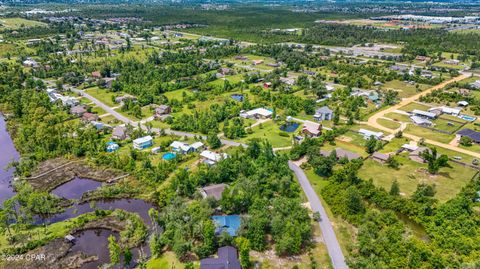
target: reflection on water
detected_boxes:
[0,115,20,205]
[51,177,103,200]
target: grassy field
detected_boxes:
[84,87,122,107]
[399,102,432,112]
[379,137,410,154]
[358,153,477,202]
[404,124,455,143]
[238,120,293,148]
[377,118,401,130]
[146,252,197,269]
[381,80,428,98]
[0,18,47,29]
[384,112,412,123]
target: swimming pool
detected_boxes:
[459,115,477,122]
[280,122,300,133]
[162,152,176,160]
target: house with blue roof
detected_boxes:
[106,141,119,152]
[211,215,241,237]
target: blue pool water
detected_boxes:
[162,152,176,160]
[280,122,300,133]
[459,115,477,122]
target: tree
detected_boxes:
[207,131,221,149]
[124,248,132,266]
[459,136,473,147]
[389,179,400,196]
[346,186,365,214]
[108,235,121,265]
[420,147,451,174]
[386,156,400,169]
[235,237,251,269]
[333,107,340,125]
[365,135,377,154]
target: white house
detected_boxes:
[240,108,273,119]
[412,109,437,119]
[429,106,461,116]
[200,150,228,165]
[358,129,383,140]
[190,142,205,152]
[133,136,153,150]
[410,115,433,126]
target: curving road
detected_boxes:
[288,161,348,269]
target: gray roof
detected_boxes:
[372,152,390,161]
[320,148,361,161]
[201,184,227,200]
[200,246,241,269]
[316,106,333,114]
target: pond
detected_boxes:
[162,152,176,160]
[51,177,103,200]
[280,122,300,133]
[231,94,244,102]
[0,115,20,205]
[72,229,150,269]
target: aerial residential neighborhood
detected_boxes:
[0,1,480,269]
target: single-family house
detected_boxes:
[154,105,172,120]
[151,147,162,154]
[401,143,419,152]
[114,94,137,104]
[371,152,391,163]
[190,141,205,152]
[302,121,322,137]
[91,71,102,79]
[412,109,437,119]
[199,183,227,200]
[314,106,334,121]
[409,147,431,163]
[320,148,362,161]
[211,215,241,236]
[358,129,383,140]
[60,96,79,107]
[456,128,480,144]
[457,101,469,107]
[429,106,461,116]
[443,59,460,65]
[415,56,431,62]
[410,115,433,126]
[470,80,480,89]
[133,135,153,150]
[200,246,241,269]
[280,77,295,86]
[252,59,264,65]
[239,108,273,119]
[106,141,119,153]
[201,150,228,165]
[170,141,193,154]
[112,126,128,140]
[70,105,87,116]
[81,112,99,123]
[234,55,248,61]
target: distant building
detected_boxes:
[200,246,241,269]
[199,183,227,200]
[470,80,480,89]
[106,141,119,152]
[371,152,391,163]
[239,108,273,119]
[314,106,334,121]
[457,101,469,107]
[70,105,87,116]
[456,128,480,144]
[410,115,433,126]
[112,126,128,140]
[302,121,322,137]
[443,59,460,65]
[81,112,99,123]
[200,150,228,165]
[170,141,193,154]
[358,129,383,140]
[411,109,437,119]
[91,71,102,79]
[133,135,153,150]
[429,106,461,116]
[320,148,362,161]
[409,147,431,163]
[211,215,241,236]
[154,105,172,119]
[115,94,136,104]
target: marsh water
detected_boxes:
[0,115,153,268]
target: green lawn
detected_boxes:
[85,87,122,107]
[0,18,47,29]
[323,140,369,158]
[377,118,401,130]
[146,252,197,269]
[381,80,428,98]
[384,112,411,123]
[358,154,477,202]
[379,137,410,154]
[404,124,455,144]
[399,102,432,112]
[238,120,293,148]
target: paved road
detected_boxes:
[72,88,247,148]
[367,73,480,158]
[288,161,348,269]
